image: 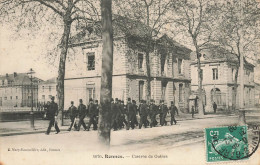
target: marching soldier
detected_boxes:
[111,98,121,131]
[77,99,88,131]
[45,97,60,135]
[159,100,168,126]
[132,100,139,126]
[126,98,135,129]
[87,98,97,131]
[149,99,158,127]
[143,100,150,126]
[119,100,128,129]
[170,101,178,125]
[67,101,78,131]
[139,100,148,129]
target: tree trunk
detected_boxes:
[146,50,151,101]
[98,0,113,148]
[232,68,239,111]
[57,21,71,126]
[194,47,204,115]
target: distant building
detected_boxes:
[64,15,192,112]
[38,77,57,105]
[0,72,43,107]
[190,46,255,112]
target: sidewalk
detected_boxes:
[0,112,234,137]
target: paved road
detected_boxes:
[1,115,260,165]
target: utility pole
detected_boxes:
[27,68,35,129]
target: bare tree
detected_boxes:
[0,0,98,124]
[170,0,218,115]
[114,0,172,101]
[211,0,260,111]
[98,0,113,147]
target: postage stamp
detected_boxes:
[205,125,260,162]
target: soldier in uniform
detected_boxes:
[126,98,135,130]
[77,99,88,131]
[159,100,168,126]
[120,100,128,128]
[139,100,148,129]
[67,101,78,131]
[94,100,99,124]
[170,101,178,125]
[111,98,121,131]
[87,98,97,131]
[149,99,158,128]
[45,97,60,135]
[132,100,139,126]
[143,100,150,126]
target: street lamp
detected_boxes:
[27,68,35,129]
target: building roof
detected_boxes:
[190,44,254,68]
[0,72,43,86]
[39,77,57,85]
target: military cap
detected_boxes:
[115,98,118,101]
[89,98,93,101]
[128,98,131,101]
[71,101,74,104]
[132,100,136,103]
[79,99,83,102]
[51,96,55,100]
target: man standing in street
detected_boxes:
[159,100,168,126]
[149,99,158,128]
[191,105,195,118]
[87,98,97,131]
[170,101,178,125]
[213,102,217,113]
[111,98,121,131]
[77,99,88,131]
[94,100,99,124]
[46,97,60,135]
[139,100,148,129]
[67,101,78,131]
[126,98,135,130]
[132,100,138,126]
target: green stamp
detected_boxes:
[205,126,249,162]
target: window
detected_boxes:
[87,52,95,70]
[48,95,52,99]
[42,95,45,100]
[138,53,144,69]
[178,59,183,74]
[4,97,7,100]
[49,86,51,92]
[86,84,95,102]
[212,68,218,80]
[10,96,12,100]
[42,86,44,92]
[139,81,144,101]
[16,96,18,99]
[179,84,183,102]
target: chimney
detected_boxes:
[14,72,17,77]
[6,73,8,77]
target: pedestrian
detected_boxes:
[149,99,158,128]
[191,105,195,118]
[132,100,139,126]
[119,100,128,129]
[170,101,178,125]
[86,98,97,131]
[213,102,217,113]
[45,97,60,135]
[139,100,148,129]
[111,98,121,131]
[77,99,88,131]
[67,101,78,131]
[126,98,136,130]
[159,100,168,126]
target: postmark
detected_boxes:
[205,124,260,162]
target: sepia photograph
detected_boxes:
[0,0,259,164]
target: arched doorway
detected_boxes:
[211,88,221,105]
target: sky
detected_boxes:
[0,25,58,81]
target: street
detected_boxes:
[1,115,260,165]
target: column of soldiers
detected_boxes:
[45,96,179,134]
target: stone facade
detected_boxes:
[0,73,41,108]
[190,49,255,112]
[64,35,192,112]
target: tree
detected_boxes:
[211,0,260,111]
[0,0,97,124]
[114,0,172,101]
[170,0,218,115]
[98,0,113,147]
